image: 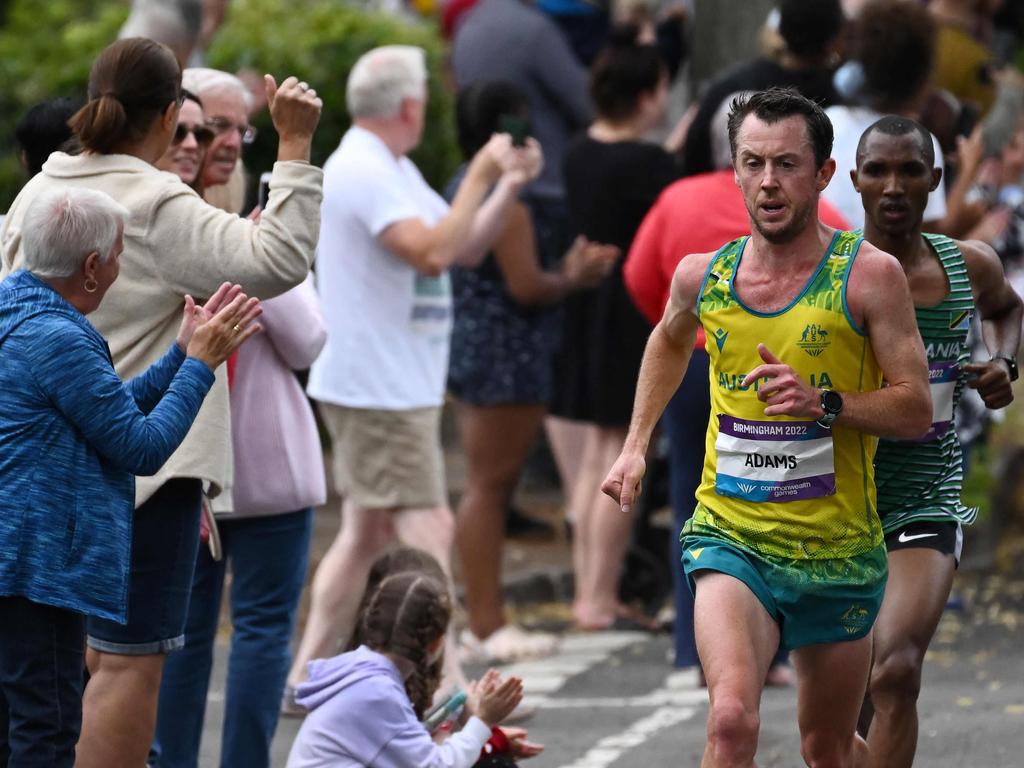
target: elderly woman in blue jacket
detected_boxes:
[0,187,261,766]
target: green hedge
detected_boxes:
[0,0,458,210]
[0,0,128,209]
[208,0,458,189]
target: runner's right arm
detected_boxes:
[601,251,714,512]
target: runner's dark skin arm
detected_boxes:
[601,251,713,512]
[745,242,932,439]
[960,238,1023,409]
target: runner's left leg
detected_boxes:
[793,636,873,768]
[865,547,955,768]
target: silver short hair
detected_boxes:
[182,67,254,111]
[711,91,754,171]
[346,45,427,120]
[21,188,128,279]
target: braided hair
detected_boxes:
[346,547,447,651]
[359,571,452,718]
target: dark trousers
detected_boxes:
[663,350,787,669]
[0,596,85,767]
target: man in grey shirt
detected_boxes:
[452,0,592,208]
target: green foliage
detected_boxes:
[207,0,459,189]
[0,0,459,211]
[0,0,129,209]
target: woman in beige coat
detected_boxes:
[0,37,323,768]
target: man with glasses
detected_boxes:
[182,67,257,212]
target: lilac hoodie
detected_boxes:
[286,646,492,768]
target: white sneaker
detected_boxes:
[459,624,560,664]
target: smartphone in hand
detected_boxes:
[499,115,529,148]
[258,171,273,210]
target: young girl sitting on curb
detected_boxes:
[286,567,527,767]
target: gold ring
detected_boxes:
[233,324,242,332]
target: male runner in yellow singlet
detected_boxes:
[602,88,933,767]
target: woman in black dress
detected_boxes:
[447,81,618,661]
[558,25,681,630]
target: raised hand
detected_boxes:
[499,137,545,187]
[469,133,513,187]
[265,74,322,160]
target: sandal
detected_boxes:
[459,625,560,664]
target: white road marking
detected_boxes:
[526,688,708,709]
[503,631,648,701]
[556,705,699,768]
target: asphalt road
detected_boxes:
[198,571,1024,767]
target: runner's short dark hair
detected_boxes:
[727,87,834,169]
[856,115,935,168]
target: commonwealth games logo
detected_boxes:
[797,323,830,357]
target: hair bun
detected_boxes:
[607,23,642,49]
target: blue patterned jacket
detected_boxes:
[0,270,214,622]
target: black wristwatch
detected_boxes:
[817,389,843,428]
[994,356,1019,382]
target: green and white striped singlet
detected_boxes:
[874,233,976,532]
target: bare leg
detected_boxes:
[694,572,779,768]
[76,651,165,768]
[543,415,587,509]
[455,402,546,639]
[866,548,955,768]
[286,502,395,687]
[793,637,873,768]
[572,425,640,628]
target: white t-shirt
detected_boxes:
[824,106,947,230]
[307,127,451,410]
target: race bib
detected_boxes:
[714,415,836,502]
[917,360,957,442]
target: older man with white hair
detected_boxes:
[285,44,540,703]
[182,67,255,212]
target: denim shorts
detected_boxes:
[86,478,203,655]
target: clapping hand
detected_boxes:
[466,669,524,727]
[186,292,263,369]
[176,282,243,352]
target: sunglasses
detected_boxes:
[205,116,258,145]
[173,123,215,147]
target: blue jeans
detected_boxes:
[0,596,84,767]
[152,508,313,768]
[664,350,788,669]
